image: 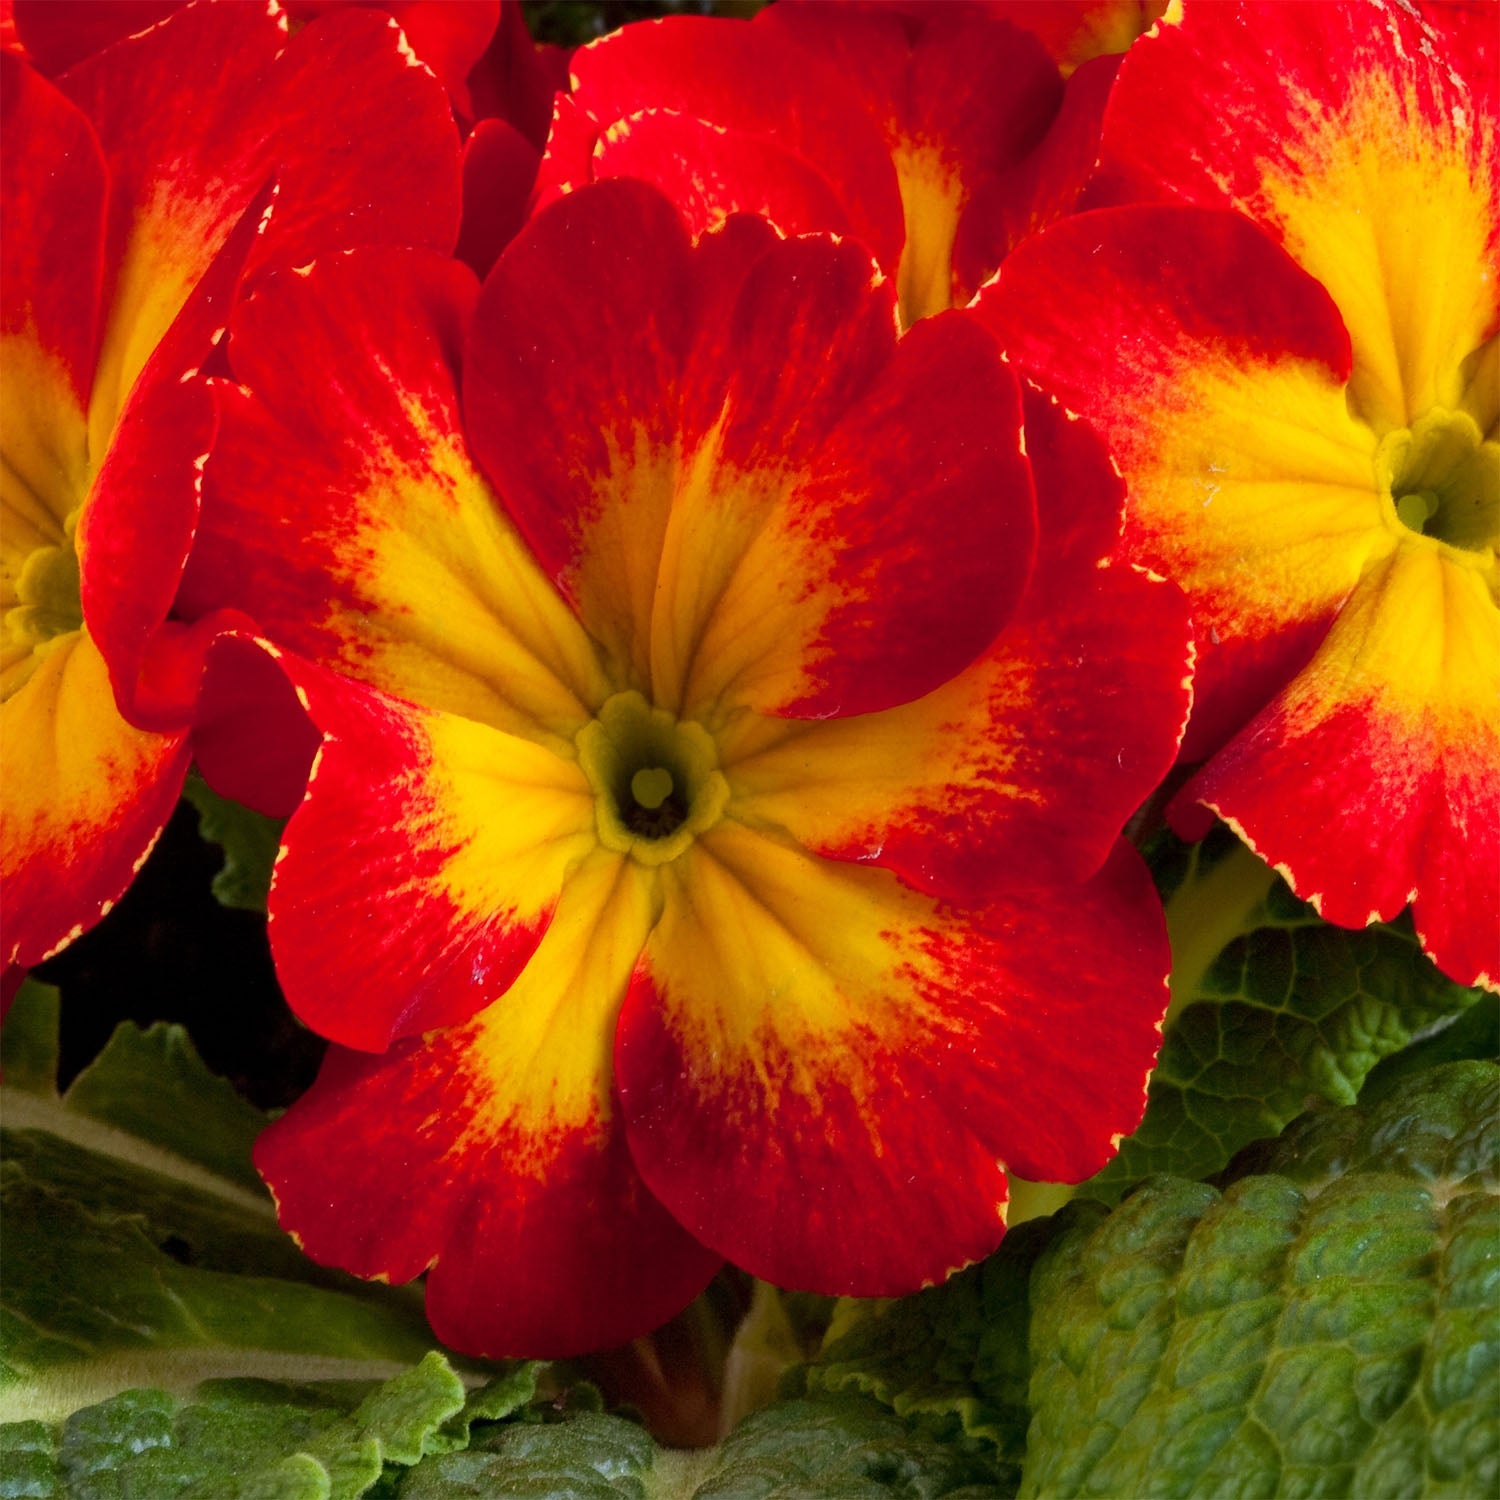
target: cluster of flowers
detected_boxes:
[2,0,1494,1358]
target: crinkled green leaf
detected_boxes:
[0,1351,474,1500]
[0,987,443,1423]
[689,1394,1011,1499]
[791,1219,1059,1485]
[399,1393,1010,1499]
[1022,1061,1500,1499]
[181,773,283,913]
[401,1409,658,1498]
[1360,995,1500,1106]
[1090,828,1483,1203]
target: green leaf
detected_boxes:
[1,1351,476,1500]
[181,772,283,913]
[688,1393,1011,1499]
[1021,1061,1500,1499]
[0,980,62,1095]
[1090,827,1483,1203]
[398,1393,1011,1499]
[1360,994,1500,1105]
[0,989,443,1423]
[791,1220,1059,1487]
[400,1409,659,1498]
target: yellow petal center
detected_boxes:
[1377,408,1498,556]
[2,506,84,702]
[576,690,729,867]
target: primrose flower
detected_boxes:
[183,179,1192,1355]
[538,2,1117,327]
[0,3,459,970]
[979,0,1498,989]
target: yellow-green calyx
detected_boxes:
[3,507,84,700]
[576,690,729,866]
[1378,408,1499,555]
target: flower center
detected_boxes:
[575,690,729,866]
[2,507,84,700]
[1377,408,1498,555]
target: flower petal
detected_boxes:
[190,632,320,820]
[569,13,904,271]
[953,52,1119,301]
[995,0,1167,73]
[9,0,176,75]
[268,663,597,1052]
[0,55,105,425]
[1095,0,1499,432]
[183,246,607,747]
[1,59,100,645]
[617,824,1168,1293]
[592,108,855,243]
[256,849,721,1358]
[764,4,1063,320]
[723,389,1192,897]
[60,1,461,447]
[1,629,188,968]
[979,203,1381,756]
[467,180,1035,723]
[667,281,1033,722]
[456,116,538,281]
[1175,543,1499,993]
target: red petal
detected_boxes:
[1,631,188,968]
[765,4,1062,318]
[954,52,1119,300]
[977,204,1372,759]
[1174,545,1500,993]
[60,1,460,441]
[1094,0,1498,432]
[191,632,320,820]
[76,371,215,728]
[267,662,596,1051]
[464,0,571,149]
[722,388,1192,899]
[616,827,1167,1294]
[10,0,177,74]
[0,55,106,413]
[570,13,904,272]
[185,246,605,743]
[456,116,538,281]
[592,109,854,244]
[467,179,1034,722]
[285,0,501,114]
[256,851,721,1357]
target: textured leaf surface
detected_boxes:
[0,985,440,1422]
[793,1220,1058,1484]
[181,773,284,913]
[0,1351,497,1500]
[1090,829,1482,1202]
[1023,1061,1500,1498]
[688,1393,1011,1499]
[400,1393,1011,1498]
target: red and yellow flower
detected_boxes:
[1,2,459,970]
[182,179,1193,1355]
[980,0,1498,991]
[537,1,1121,328]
